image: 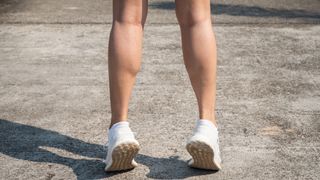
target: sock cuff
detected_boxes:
[110,121,129,131]
[197,119,218,129]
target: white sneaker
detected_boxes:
[104,122,140,172]
[186,119,222,170]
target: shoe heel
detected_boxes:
[186,140,221,170]
[105,142,140,172]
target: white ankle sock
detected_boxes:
[192,119,221,164]
[108,121,135,144]
[110,121,129,130]
[104,121,139,170]
[198,119,217,129]
[187,119,222,169]
[193,119,219,142]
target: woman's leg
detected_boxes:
[175,1,222,170]
[108,0,148,128]
[175,0,218,127]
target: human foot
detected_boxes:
[104,121,140,172]
[186,119,222,170]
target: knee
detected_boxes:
[176,7,211,27]
[114,18,143,27]
[113,13,146,28]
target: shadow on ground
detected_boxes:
[0,119,216,179]
[150,2,320,19]
[0,0,21,14]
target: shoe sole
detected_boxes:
[186,140,221,170]
[105,142,140,172]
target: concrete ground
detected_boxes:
[0,0,319,179]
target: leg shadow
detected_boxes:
[0,119,128,179]
[0,119,217,179]
[136,155,217,179]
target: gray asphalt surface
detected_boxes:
[0,0,319,179]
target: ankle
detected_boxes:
[109,119,129,129]
[199,114,217,127]
[198,119,218,129]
